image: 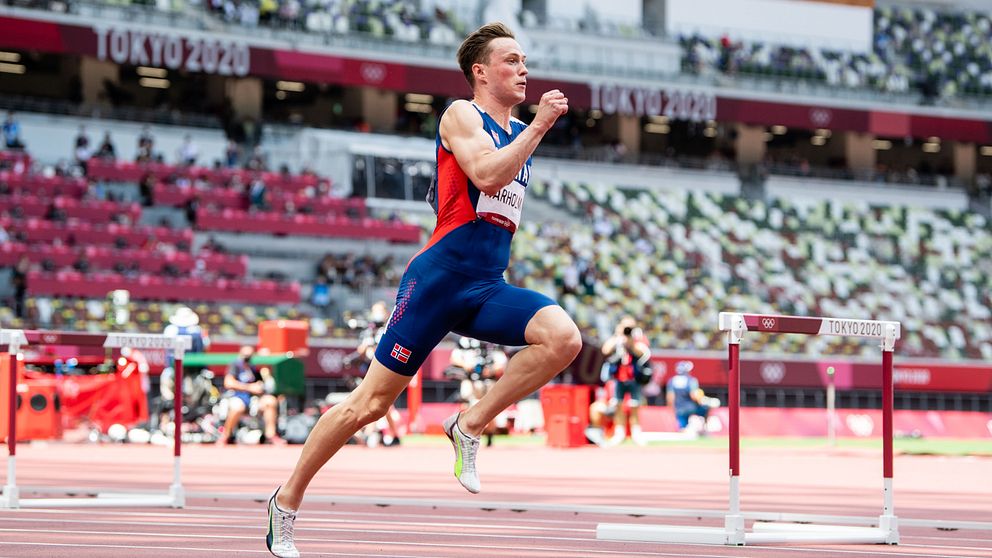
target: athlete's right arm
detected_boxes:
[441,92,567,195]
[224,372,263,395]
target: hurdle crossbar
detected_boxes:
[1,329,191,509]
[597,312,901,546]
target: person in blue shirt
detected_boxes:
[3,111,24,149]
[666,360,712,431]
[218,345,282,445]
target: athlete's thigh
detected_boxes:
[455,282,556,347]
[375,258,470,375]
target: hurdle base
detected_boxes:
[598,517,900,546]
[169,482,186,509]
[879,514,899,544]
[14,493,179,508]
[0,484,19,509]
[597,523,743,545]
[750,520,897,544]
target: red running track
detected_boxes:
[1,441,990,558]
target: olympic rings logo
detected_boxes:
[761,318,776,329]
[760,362,786,384]
[360,63,387,84]
[810,108,832,127]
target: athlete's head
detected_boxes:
[457,22,527,103]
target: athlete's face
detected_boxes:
[477,37,528,105]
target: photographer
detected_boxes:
[344,301,389,372]
[601,316,651,445]
[447,336,508,447]
[342,301,402,447]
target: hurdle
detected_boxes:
[1,328,191,509]
[597,312,901,545]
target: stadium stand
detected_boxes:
[0,0,989,423]
[50,0,989,105]
[520,179,992,361]
[681,4,992,102]
[7,115,986,362]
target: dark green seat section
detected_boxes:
[182,353,304,396]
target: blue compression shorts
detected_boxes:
[374,252,556,375]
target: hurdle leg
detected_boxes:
[169,355,185,509]
[2,337,20,509]
[879,345,898,544]
[724,329,745,545]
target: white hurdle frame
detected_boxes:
[1,329,191,509]
[597,312,901,546]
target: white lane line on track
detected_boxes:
[910,536,992,543]
[16,504,985,540]
[0,516,593,535]
[902,543,992,551]
[0,524,986,557]
[11,502,992,534]
[0,525,691,550]
[183,492,992,532]
[0,538,793,558]
[6,514,990,550]
[1,507,603,530]
[3,505,593,526]
[0,542,269,554]
[732,545,989,558]
[3,514,985,552]
[0,545,425,558]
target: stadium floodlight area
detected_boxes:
[597,312,901,546]
[1,329,191,509]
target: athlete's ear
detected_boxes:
[472,62,486,85]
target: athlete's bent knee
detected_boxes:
[362,397,392,423]
[554,322,582,364]
[331,402,362,429]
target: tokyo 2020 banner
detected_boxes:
[2,14,991,142]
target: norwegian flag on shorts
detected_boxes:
[391,343,411,364]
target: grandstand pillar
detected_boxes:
[347,87,397,133]
[225,78,263,122]
[79,58,119,108]
[642,0,665,35]
[603,114,640,161]
[844,132,876,178]
[734,124,766,165]
[952,142,976,184]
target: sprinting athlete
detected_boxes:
[266,22,581,558]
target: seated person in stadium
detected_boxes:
[3,111,24,149]
[218,345,283,445]
[666,360,718,433]
[584,385,616,448]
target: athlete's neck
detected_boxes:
[471,96,513,131]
